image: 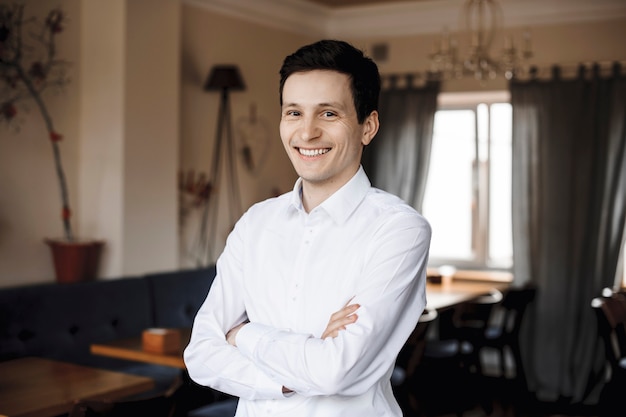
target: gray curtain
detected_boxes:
[363,78,440,212]
[510,64,626,403]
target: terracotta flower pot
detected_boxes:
[45,239,105,284]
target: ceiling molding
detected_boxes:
[185,0,626,38]
[184,0,330,37]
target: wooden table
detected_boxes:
[0,357,154,417]
[91,328,190,370]
[426,279,510,310]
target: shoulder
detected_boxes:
[248,192,291,213]
[238,192,293,225]
[361,188,431,236]
[368,187,427,219]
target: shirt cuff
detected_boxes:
[236,322,273,360]
[237,322,292,397]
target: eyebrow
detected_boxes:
[282,101,345,109]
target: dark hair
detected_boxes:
[279,39,380,124]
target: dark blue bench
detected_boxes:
[0,266,216,394]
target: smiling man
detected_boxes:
[184,40,431,416]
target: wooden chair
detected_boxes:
[451,288,504,375]
[476,286,536,381]
[591,289,626,417]
[392,307,438,416]
[395,308,439,382]
[466,285,537,416]
[414,289,504,416]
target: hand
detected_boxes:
[226,320,248,347]
[322,302,360,339]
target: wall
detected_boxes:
[0,0,82,285]
[1,0,624,287]
[0,0,181,287]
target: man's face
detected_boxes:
[280,70,378,195]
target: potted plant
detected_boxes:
[0,3,103,283]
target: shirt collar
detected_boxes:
[288,166,371,224]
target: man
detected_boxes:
[184,39,431,416]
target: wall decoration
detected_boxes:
[236,103,270,174]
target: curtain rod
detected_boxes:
[519,59,626,81]
[380,72,436,89]
[381,59,626,86]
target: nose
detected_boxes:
[299,116,321,142]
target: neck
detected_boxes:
[300,167,361,212]
[301,183,331,213]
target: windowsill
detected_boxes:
[427,267,513,283]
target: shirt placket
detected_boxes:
[287,210,321,325]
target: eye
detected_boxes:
[285,110,301,117]
[322,111,337,118]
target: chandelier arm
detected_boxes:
[429,0,534,81]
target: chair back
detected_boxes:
[454,288,504,330]
[591,289,626,415]
[396,307,438,379]
[591,290,626,370]
[497,286,537,340]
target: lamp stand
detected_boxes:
[196,88,242,265]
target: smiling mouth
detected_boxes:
[298,148,330,157]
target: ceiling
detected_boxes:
[187,0,626,38]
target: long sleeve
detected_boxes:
[184,214,287,400]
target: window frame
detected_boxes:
[425,91,511,271]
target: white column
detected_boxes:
[79,0,180,278]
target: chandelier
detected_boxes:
[429,0,533,81]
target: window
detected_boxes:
[422,92,512,270]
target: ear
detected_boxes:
[361,111,379,146]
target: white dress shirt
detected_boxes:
[184,166,431,417]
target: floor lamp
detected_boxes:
[196,65,245,265]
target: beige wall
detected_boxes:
[0,0,624,287]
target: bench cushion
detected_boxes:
[0,277,151,364]
[146,266,216,329]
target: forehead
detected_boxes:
[282,70,353,105]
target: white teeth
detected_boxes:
[299,148,330,156]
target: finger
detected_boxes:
[330,304,360,321]
[323,314,358,339]
[327,315,357,332]
[343,296,355,307]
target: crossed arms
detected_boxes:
[226,302,361,393]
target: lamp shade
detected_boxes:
[204,65,245,91]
